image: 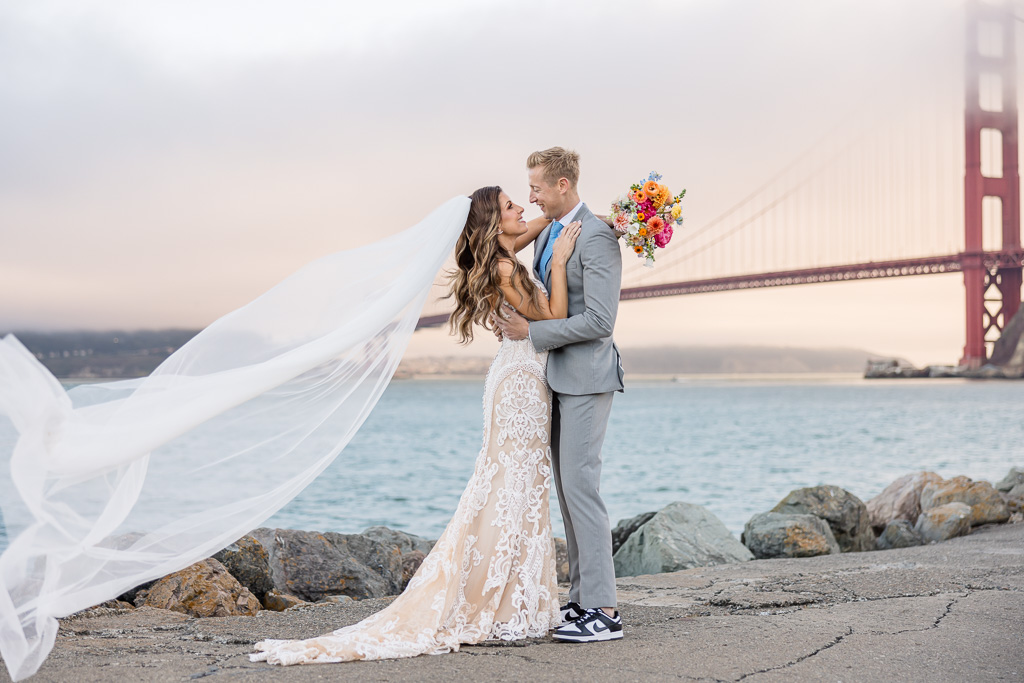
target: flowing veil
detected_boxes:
[0,196,471,681]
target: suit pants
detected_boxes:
[550,390,617,608]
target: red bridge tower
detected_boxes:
[961,0,1022,367]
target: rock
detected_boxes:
[994,467,1024,493]
[361,526,435,555]
[865,471,944,531]
[213,534,273,601]
[771,485,875,552]
[614,502,752,577]
[875,520,923,550]
[611,511,656,555]
[553,537,569,584]
[361,526,436,591]
[317,595,355,605]
[136,558,260,617]
[742,512,841,559]
[914,502,972,543]
[920,476,1010,526]
[400,551,426,589]
[1001,484,1024,515]
[261,590,307,612]
[97,600,135,610]
[249,528,404,603]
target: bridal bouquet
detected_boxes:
[609,172,686,266]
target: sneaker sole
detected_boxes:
[552,630,623,642]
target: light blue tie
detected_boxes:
[538,220,564,289]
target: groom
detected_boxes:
[495,147,624,642]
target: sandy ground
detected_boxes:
[3,522,1022,682]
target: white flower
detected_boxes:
[628,223,640,236]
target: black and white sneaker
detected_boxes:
[557,601,585,628]
[552,608,623,642]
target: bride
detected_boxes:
[251,186,582,665]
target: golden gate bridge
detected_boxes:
[418,1,1022,370]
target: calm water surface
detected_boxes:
[264,376,1024,539]
[1,377,1020,551]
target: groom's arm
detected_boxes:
[528,226,621,351]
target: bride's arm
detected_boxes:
[512,216,551,253]
[498,222,581,319]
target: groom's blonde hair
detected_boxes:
[527,147,580,189]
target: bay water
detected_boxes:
[266,376,1023,540]
[1,377,1020,552]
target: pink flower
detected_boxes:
[654,224,673,248]
[613,213,630,232]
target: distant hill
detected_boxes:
[2,329,196,379]
[2,330,877,379]
[618,345,875,375]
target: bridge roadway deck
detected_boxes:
[416,250,1024,329]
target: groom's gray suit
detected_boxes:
[530,202,623,609]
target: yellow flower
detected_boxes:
[639,227,648,237]
[671,205,682,220]
[637,212,645,221]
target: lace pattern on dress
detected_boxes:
[250,337,558,665]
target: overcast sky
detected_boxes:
[0,0,1008,365]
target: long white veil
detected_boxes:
[0,196,471,681]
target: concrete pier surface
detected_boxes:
[3,522,1022,682]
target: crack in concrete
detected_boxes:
[733,626,853,681]
[868,594,963,636]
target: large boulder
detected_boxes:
[914,502,971,543]
[614,503,752,577]
[248,528,405,603]
[994,467,1024,493]
[213,534,273,601]
[865,471,944,531]
[136,558,260,617]
[361,526,436,590]
[360,526,435,555]
[1003,483,1024,515]
[611,511,656,555]
[875,520,923,550]
[771,485,875,552]
[920,476,1010,526]
[742,512,841,559]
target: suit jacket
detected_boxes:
[529,202,625,395]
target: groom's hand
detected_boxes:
[493,304,530,341]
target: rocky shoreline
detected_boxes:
[83,467,1024,625]
[2,467,1021,681]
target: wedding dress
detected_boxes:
[251,332,560,665]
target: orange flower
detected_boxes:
[643,180,660,196]
[655,185,672,207]
[633,245,643,254]
[637,212,645,221]
[646,216,665,236]
[633,190,647,203]
[638,227,648,237]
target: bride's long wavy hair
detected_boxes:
[446,186,541,344]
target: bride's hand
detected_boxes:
[552,221,582,264]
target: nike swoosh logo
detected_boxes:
[592,622,609,633]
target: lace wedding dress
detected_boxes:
[251,335,560,665]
